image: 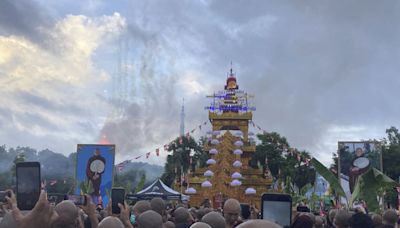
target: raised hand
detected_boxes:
[79,194,99,228]
[7,190,59,228]
[118,201,133,228]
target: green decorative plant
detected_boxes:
[79,178,93,194]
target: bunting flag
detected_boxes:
[250,120,269,134]
[116,120,208,161]
[49,180,57,186]
[116,159,131,171]
[116,163,125,172]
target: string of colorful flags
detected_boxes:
[116,120,209,171]
[249,120,312,166]
[249,120,267,134]
[41,179,68,188]
[117,119,312,171]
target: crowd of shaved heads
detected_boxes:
[1,189,400,228]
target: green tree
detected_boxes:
[11,153,26,178]
[0,171,11,189]
[161,135,203,187]
[383,127,400,180]
[250,132,289,177]
[250,132,315,192]
[382,126,400,208]
[114,169,139,193]
[135,173,146,193]
[330,152,338,175]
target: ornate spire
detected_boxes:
[180,98,185,136]
[226,63,238,90]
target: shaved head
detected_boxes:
[236,219,282,228]
[132,200,151,216]
[201,212,225,228]
[223,198,241,226]
[190,222,212,228]
[136,210,163,228]
[52,200,79,228]
[98,216,124,228]
[151,197,165,216]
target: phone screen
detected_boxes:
[240,204,251,220]
[112,188,125,214]
[17,163,41,210]
[262,199,291,227]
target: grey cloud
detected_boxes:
[0,0,53,44]
[3,0,400,162]
[102,0,400,160]
[15,90,87,116]
[19,112,61,131]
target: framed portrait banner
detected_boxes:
[75,144,115,208]
[338,141,382,198]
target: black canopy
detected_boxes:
[126,179,184,200]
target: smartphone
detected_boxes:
[240,204,251,220]
[16,162,41,210]
[64,194,87,206]
[112,188,125,214]
[0,191,11,203]
[261,193,292,228]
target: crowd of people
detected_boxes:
[1,189,400,228]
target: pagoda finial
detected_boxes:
[225,62,238,90]
[230,61,233,75]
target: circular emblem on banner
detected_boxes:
[90,159,105,173]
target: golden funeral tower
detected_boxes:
[186,69,272,209]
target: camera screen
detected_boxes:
[17,166,40,194]
[262,200,291,227]
[112,190,124,204]
[112,189,125,213]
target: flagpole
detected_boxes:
[180,166,183,194]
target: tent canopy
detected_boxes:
[126,179,184,201]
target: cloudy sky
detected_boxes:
[1,0,399,165]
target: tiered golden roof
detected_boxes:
[182,71,273,209]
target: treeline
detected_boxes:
[0,146,163,193]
